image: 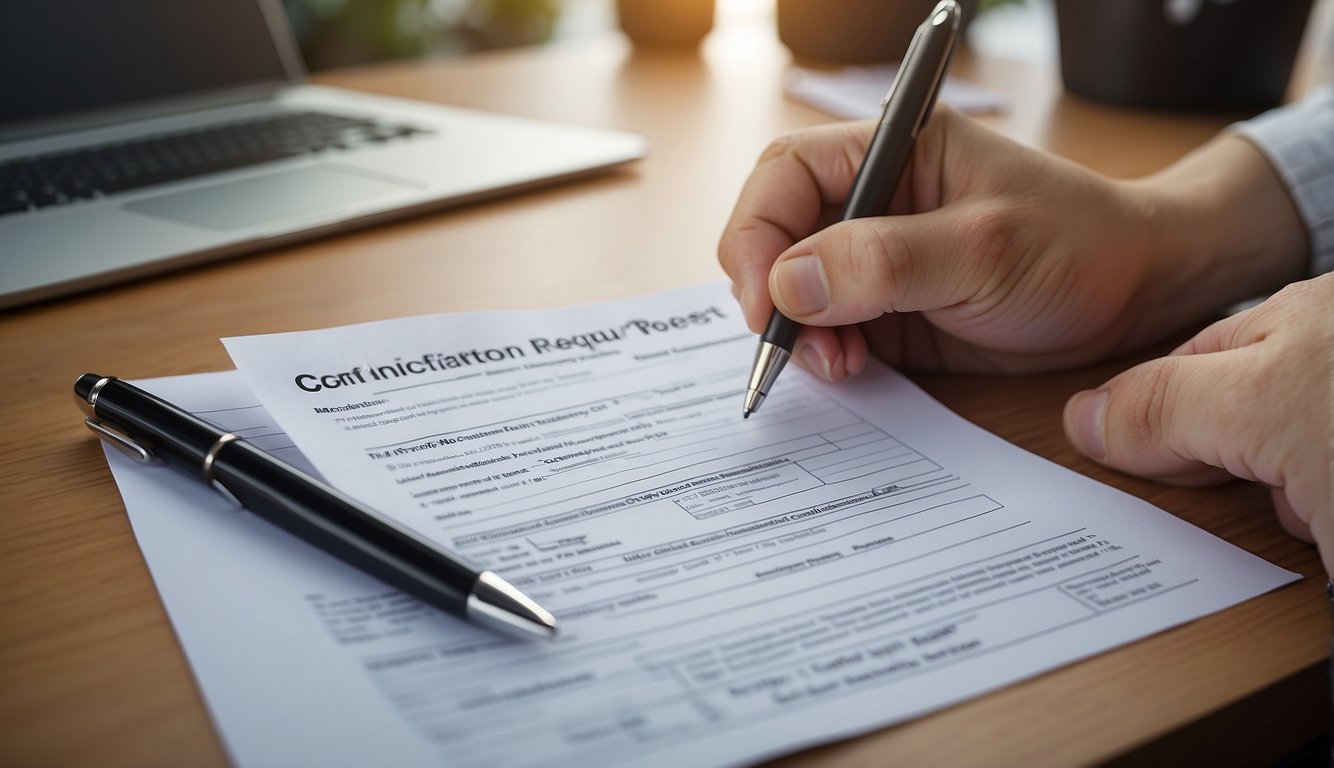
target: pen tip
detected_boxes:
[469,571,560,640]
[742,387,766,418]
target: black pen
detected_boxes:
[75,374,557,640]
[742,0,961,417]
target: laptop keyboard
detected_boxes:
[0,111,431,216]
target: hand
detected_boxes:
[719,106,1322,562]
[718,107,1307,380]
[1064,274,1334,571]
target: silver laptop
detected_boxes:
[0,0,647,310]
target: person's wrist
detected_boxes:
[1124,136,1308,330]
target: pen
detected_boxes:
[742,0,961,418]
[74,374,558,640]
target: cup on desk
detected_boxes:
[616,0,716,46]
[1055,0,1315,110]
[776,0,977,64]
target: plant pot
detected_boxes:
[617,0,716,46]
[1054,0,1314,111]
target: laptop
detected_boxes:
[0,1,647,310]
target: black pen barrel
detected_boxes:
[762,309,801,351]
[78,374,478,618]
[843,4,955,222]
[213,442,477,616]
[841,129,913,222]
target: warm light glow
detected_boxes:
[704,0,779,60]
[716,0,774,25]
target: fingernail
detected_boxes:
[800,344,833,382]
[1067,389,1108,461]
[774,255,830,316]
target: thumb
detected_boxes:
[1062,351,1252,486]
[768,207,999,327]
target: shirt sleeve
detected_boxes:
[1233,85,1334,277]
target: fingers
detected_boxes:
[1062,347,1263,486]
[720,108,1000,338]
[733,271,870,382]
[769,202,1017,328]
[1169,304,1258,357]
[788,324,869,383]
[718,122,877,332]
[1271,487,1314,543]
[1065,278,1333,574]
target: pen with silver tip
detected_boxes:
[743,0,961,418]
[74,373,557,640]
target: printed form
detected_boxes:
[113,282,1295,767]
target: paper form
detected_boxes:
[107,282,1295,767]
[785,66,1009,120]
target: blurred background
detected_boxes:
[283,0,1036,71]
[284,0,607,70]
[287,0,1331,114]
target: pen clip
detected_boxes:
[201,433,244,509]
[85,418,156,464]
[880,29,922,108]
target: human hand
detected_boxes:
[1064,274,1334,572]
[718,107,1307,380]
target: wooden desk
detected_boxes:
[2,11,1328,767]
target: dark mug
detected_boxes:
[1055,0,1314,110]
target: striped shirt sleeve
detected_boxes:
[1233,85,1334,277]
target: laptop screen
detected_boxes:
[1,0,293,125]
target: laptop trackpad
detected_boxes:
[123,165,419,231]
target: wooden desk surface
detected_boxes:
[2,11,1329,768]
